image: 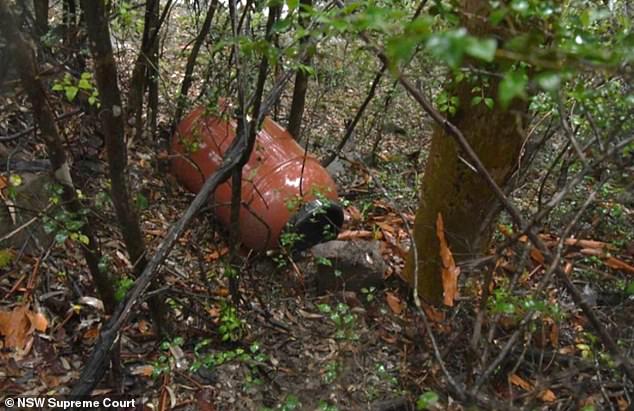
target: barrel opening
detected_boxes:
[284,199,344,252]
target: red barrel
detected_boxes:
[171,106,343,250]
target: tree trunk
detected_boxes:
[33,0,48,37]
[286,0,312,140]
[0,0,116,312]
[62,0,77,47]
[79,0,168,332]
[147,0,159,138]
[404,0,529,304]
[173,0,218,129]
[127,0,159,139]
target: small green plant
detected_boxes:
[315,256,333,267]
[181,135,201,154]
[322,360,339,384]
[115,276,134,302]
[435,90,459,115]
[375,363,398,387]
[317,302,358,340]
[151,336,185,378]
[43,184,91,246]
[5,174,22,199]
[416,391,439,410]
[285,195,303,213]
[317,400,339,411]
[219,301,244,342]
[52,72,100,106]
[470,85,494,109]
[191,340,266,372]
[361,286,377,302]
[280,231,304,249]
[223,263,238,280]
[260,394,302,411]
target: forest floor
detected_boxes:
[2,5,634,410]
[2,84,634,410]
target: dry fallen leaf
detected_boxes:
[530,248,545,265]
[337,230,374,240]
[509,373,532,390]
[423,303,445,322]
[206,246,229,262]
[82,327,100,343]
[604,256,634,274]
[346,206,362,223]
[0,304,47,350]
[137,319,152,335]
[131,364,155,377]
[564,238,607,249]
[580,248,604,257]
[26,311,48,332]
[436,213,460,307]
[539,389,557,402]
[385,292,403,315]
[617,397,630,411]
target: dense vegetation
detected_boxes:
[0,0,633,409]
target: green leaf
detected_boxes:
[135,193,149,210]
[52,83,64,91]
[386,35,418,65]
[78,234,90,245]
[65,86,79,102]
[484,97,494,109]
[0,249,14,268]
[287,0,299,10]
[426,29,467,68]
[55,231,69,243]
[416,391,439,410]
[66,220,84,231]
[536,72,561,91]
[489,7,508,25]
[625,282,634,296]
[78,79,92,90]
[464,37,497,62]
[9,174,22,187]
[499,70,527,108]
[272,17,292,33]
[471,96,483,106]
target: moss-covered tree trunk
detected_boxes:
[404,0,528,304]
